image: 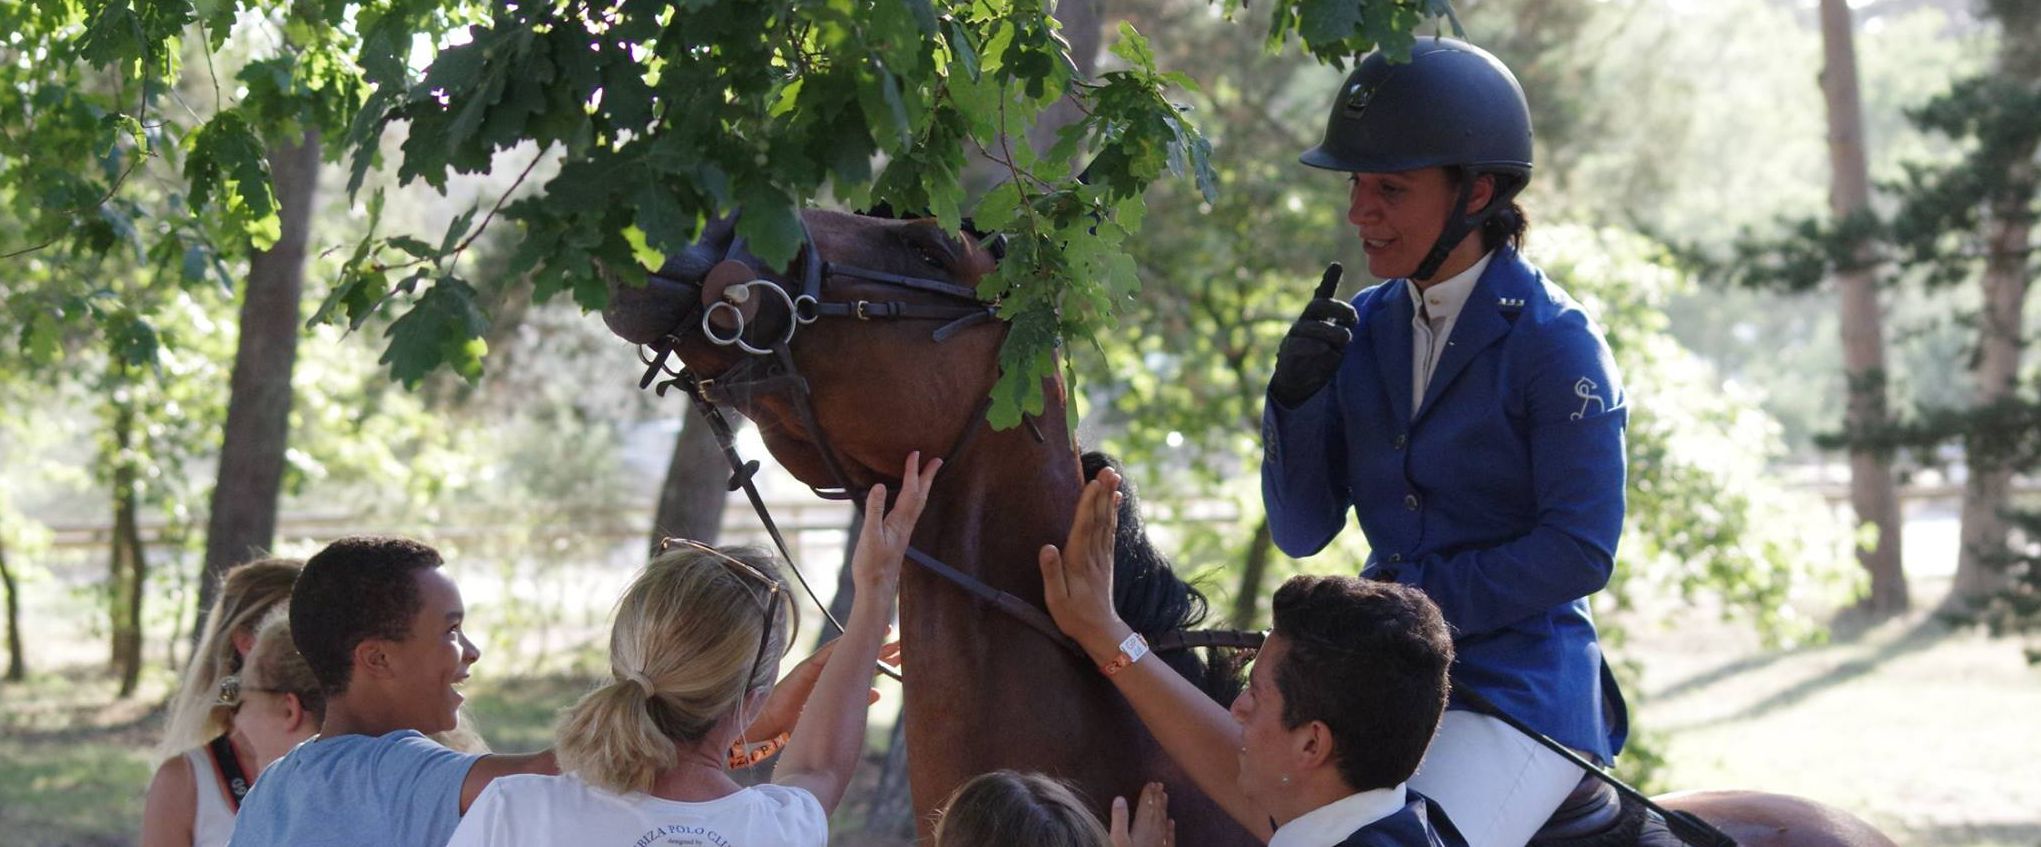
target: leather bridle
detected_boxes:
[629,214,1262,678]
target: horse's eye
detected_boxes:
[915,246,948,269]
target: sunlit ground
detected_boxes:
[1629,575,2041,847]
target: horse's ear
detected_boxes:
[968,224,1008,262]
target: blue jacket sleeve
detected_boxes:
[1262,381,1351,558]
[1384,316,1627,637]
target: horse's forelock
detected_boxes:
[1083,451,1244,703]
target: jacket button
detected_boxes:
[1404,493,1420,511]
[1393,434,1408,451]
[1388,553,1403,563]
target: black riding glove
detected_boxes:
[1269,263,1356,410]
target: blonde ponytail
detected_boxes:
[555,545,792,794]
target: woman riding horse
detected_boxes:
[1263,38,1626,847]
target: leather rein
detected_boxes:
[629,217,1263,679]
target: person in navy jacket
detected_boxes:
[1262,38,1628,847]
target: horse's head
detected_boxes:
[604,209,1004,492]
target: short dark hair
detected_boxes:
[1270,575,1454,791]
[290,536,445,696]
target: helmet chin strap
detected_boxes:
[1409,172,1524,282]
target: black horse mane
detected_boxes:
[1085,451,1247,704]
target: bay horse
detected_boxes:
[601,209,1897,847]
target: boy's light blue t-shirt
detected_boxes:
[228,729,483,847]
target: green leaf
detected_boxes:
[109,313,160,368]
[734,182,803,269]
[944,19,981,83]
[1108,23,1158,74]
[632,182,697,258]
[903,0,939,34]
[1298,0,1364,49]
[22,310,63,365]
[381,278,491,387]
[183,112,282,249]
[439,205,480,256]
[181,243,208,284]
[386,236,438,260]
[973,180,1026,234]
[878,69,913,150]
[622,225,665,270]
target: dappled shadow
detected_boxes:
[1670,615,1953,732]
[0,675,165,748]
[1649,647,1807,702]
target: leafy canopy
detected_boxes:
[320,0,1457,421]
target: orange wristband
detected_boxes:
[727,731,792,769]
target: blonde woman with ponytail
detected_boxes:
[447,451,939,847]
[142,558,300,847]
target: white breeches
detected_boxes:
[1406,710,1586,847]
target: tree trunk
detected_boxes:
[1952,151,2034,604]
[861,718,916,841]
[1229,518,1275,629]
[1818,0,1907,618]
[647,403,729,556]
[1952,3,2040,607]
[109,396,148,698]
[196,131,320,625]
[1,534,24,681]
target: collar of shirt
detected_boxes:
[1404,251,1492,323]
[1267,784,1409,847]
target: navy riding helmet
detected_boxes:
[1302,38,1533,280]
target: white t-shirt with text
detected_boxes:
[445,772,827,847]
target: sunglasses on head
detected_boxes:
[657,538,787,703]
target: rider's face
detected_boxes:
[1230,634,1310,820]
[1346,167,1493,282]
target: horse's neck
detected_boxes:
[910,406,1081,598]
[897,396,1095,821]
[892,394,1257,847]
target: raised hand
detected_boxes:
[1111,782,1175,847]
[743,631,903,743]
[852,450,942,594]
[1038,466,1128,658]
[1268,262,1355,410]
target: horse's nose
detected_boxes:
[602,269,706,345]
[601,229,729,346]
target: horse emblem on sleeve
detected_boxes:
[1571,377,1606,421]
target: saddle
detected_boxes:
[1529,774,1687,847]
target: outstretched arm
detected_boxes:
[460,750,559,813]
[775,451,939,814]
[1041,468,1275,842]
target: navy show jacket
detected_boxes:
[1261,246,1629,762]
